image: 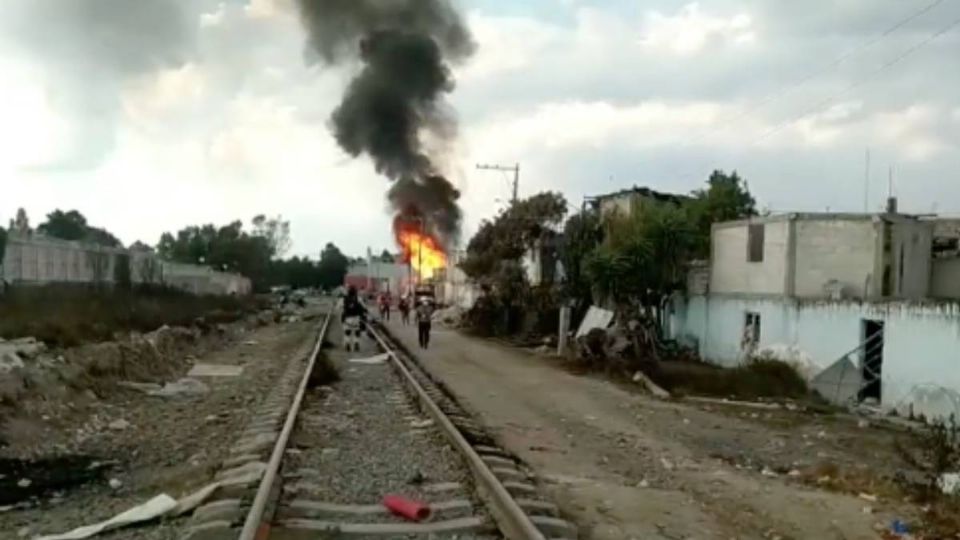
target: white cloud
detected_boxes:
[458,12,560,82]
[122,63,207,127]
[639,3,756,54]
[200,3,226,28]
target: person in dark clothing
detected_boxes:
[398,296,411,325]
[415,299,435,349]
[341,286,367,352]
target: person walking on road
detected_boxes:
[378,293,391,321]
[416,298,435,349]
[398,296,411,325]
[341,286,367,352]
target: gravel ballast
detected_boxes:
[280,320,498,536]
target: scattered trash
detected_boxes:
[17,478,31,488]
[575,306,615,338]
[0,505,14,513]
[187,364,244,377]
[108,419,131,431]
[858,492,878,503]
[857,419,870,429]
[243,340,259,346]
[761,467,777,477]
[787,469,802,477]
[349,354,389,365]
[861,506,873,514]
[34,494,178,540]
[890,519,910,535]
[109,478,123,490]
[146,378,209,398]
[938,472,960,495]
[18,527,31,538]
[637,479,650,488]
[410,419,434,429]
[383,494,432,522]
[660,458,675,471]
[408,470,426,485]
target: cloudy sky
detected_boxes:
[2,0,959,258]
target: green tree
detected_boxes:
[37,209,122,247]
[252,215,292,258]
[379,249,395,263]
[461,192,568,280]
[317,243,350,290]
[560,210,602,309]
[0,228,7,264]
[688,170,757,255]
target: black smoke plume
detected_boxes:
[294,0,474,245]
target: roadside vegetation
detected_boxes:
[0,285,264,348]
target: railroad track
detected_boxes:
[181,305,576,540]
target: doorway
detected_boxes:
[859,319,885,402]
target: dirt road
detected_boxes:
[385,320,905,540]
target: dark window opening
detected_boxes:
[747,224,765,262]
[897,245,905,295]
[882,264,892,297]
[859,319,884,402]
[744,312,761,345]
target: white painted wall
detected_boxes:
[931,258,960,299]
[673,295,960,419]
[793,219,876,299]
[1,234,251,295]
[710,220,789,295]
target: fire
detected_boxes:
[397,228,447,281]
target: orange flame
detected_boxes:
[397,229,447,281]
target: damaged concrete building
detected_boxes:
[670,201,960,419]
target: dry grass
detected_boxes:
[641,358,811,401]
[0,284,263,347]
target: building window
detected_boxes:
[747,224,765,262]
[743,312,761,348]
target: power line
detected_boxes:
[678,0,949,153]
[671,10,960,186]
[748,14,960,146]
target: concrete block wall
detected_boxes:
[1,234,251,296]
[793,219,877,299]
[710,219,790,296]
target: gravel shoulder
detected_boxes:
[0,315,320,540]
[383,320,914,540]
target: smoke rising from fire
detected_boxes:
[294,0,474,245]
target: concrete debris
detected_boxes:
[187,363,244,378]
[350,354,389,365]
[631,371,671,399]
[108,419,131,431]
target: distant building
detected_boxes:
[344,248,412,297]
[591,186,690,219]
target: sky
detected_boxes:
[2,0,959,258]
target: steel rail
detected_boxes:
[238,307,333,540]
[366,323,547,540]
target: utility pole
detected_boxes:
[476,163,520,203]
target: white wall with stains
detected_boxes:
[674,294,960,419]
